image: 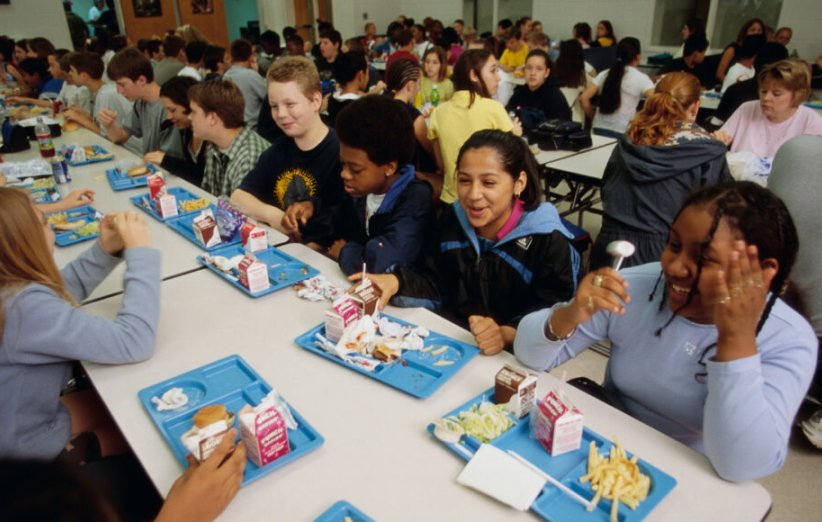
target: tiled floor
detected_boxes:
[549,190,822,521]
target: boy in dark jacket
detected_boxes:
[328,96,435,275]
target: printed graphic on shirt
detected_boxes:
[516,236,533,251]
[683,341,698,357]
[275,168,318,208]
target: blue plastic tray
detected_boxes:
[166,207,243,251]
[137,355,325,487]
[198,244,319,297]
[130,186,208,222]
[315,501,374,522]
[293,315,480,399]
[29,186,62,204]
[59,144,114,166]
[428,388,677,521]
[105,163,159,191]
[49,205,101,247]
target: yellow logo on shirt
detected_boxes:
[274,168,318,208]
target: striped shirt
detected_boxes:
[202,127,269,197]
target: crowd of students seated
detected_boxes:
[1,10,822,520]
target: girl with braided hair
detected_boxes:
[590,72,731,269]
[515,181,817,481]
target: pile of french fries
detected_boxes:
[579,440,651,522]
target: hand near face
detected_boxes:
[705,241,777,361]
[564,268,631,326]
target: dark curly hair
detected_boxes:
[336,95,415,167]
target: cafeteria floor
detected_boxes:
[552,198,822,521]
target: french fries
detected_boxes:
[579,439,651,522]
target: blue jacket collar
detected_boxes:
[452,201,574,254]
[375,164,415,215]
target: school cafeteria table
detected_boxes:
[5,128,287,300]
[545,142,616,227]
[82,243,771,521]
[533,134,616,166]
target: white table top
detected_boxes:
[545,143,617,183]
[5,128,288,301]
[534,135,616,166]
[82,243,770,521]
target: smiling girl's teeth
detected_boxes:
[672,284,689,294]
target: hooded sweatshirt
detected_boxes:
[392,202,579,329]
[591,127,731,268]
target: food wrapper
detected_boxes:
[294,275,346,302]
[215,197,246,241]
[239,390,297,467]
[180,413,234,462]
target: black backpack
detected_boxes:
[527,119,593,151]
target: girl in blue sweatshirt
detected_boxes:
[0,188,159,460]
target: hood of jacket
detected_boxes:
[612,133,729,184]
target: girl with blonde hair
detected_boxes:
[590,72,731,268]
[0,188,160,461]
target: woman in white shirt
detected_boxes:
[580,37,654,136]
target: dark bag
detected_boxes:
[1,120,31,153]
[528,119,593,151]
[516,106,548,131]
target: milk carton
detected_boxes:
[155,191,178,218]
[238,403,290,467]
[147,173,165,198]
[193,210,221,248]
[347,277,381,316]
[237,254,269,293]
[324,296,362,342]
[495,365,537,419]
[241,220,267,253]
[533,389,584,456]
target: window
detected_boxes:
[711,0,783,48]
[651,0,710,47]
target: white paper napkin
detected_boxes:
[456,443,547,511]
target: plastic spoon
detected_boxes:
[432,419,474,459]
[606,240,635,271]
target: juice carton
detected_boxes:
[237,254,269,293]
[532,389,584,456]
[241,220,267,253]
[347,277,381,316]
[324,296,362,342]
[193,210,221,248]
[147,173,165,199]
[155,191,178,218]
[495,365,537,419]
[239,402,291,467]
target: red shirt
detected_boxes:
[386,50,419,70]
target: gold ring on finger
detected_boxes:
[730,287,743,298]
[593,275,603,288]
[587,295,594,310]
[715,295,731,305]
[743,278,755,288]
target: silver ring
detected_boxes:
[593,275,603,288]
[714,295,731,305]
[743,278,755,288]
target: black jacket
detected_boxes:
[506,79,572,122]
[392,203,579,329]
[591,131,731,268]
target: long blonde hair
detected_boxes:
[627,72,700,146]
[0,188,74,337]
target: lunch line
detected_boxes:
[80,245,772,521]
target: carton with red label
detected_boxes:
[155,192,178,218]
[193,210,221,248]
[241,220,267,253]
[239,404,290,467]
[237,254,269,293]
[532,389,584,456]
[147,173,165,199]
[324,296,362,342]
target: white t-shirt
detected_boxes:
[365,193,386,235]
[57,83,91,114]
[177,65,202,81]
[720,63,755,94]
[592,66,654,133]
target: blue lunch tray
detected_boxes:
[105,163,159,191]
[198,244,319,297]
[130,186,208,222]
[293,315,480,399]
[29,186,62,204]
[137,354,325,487]
[314,501,374,522]
[48,205,102,247]
[428,388,677,521]
[166,207,243,251]
[60,144,114,166]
